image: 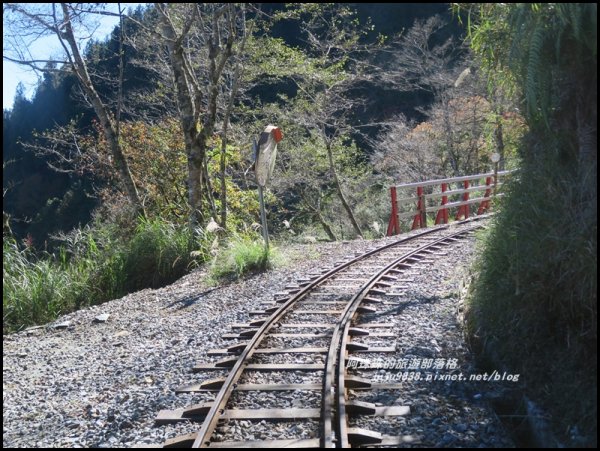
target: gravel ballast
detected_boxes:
[3,222,513,448]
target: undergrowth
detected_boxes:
[467,159,597,444]
[209,234,279,282]
[3,217,211,333]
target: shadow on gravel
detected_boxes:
[164,287,219,310]
[370,294,443,318]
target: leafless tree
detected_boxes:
[271,127,339,241]
[3,3,143,213]
[273,3,374,238]
[373,15,494,181]
[372,115,444,182]
[374,15,464,97]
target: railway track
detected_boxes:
[154,219,486,448]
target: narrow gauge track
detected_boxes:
[155,220,485,448]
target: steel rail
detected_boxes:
[190,226,447,448]
[327,224,482,448]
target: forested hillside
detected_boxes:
[3,4,596,446]
[3,3,455,244]
[6,2,494,321]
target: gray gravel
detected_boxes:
[3,221,513,448]
[346,226,515,448]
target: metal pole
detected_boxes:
[258,184,269,250]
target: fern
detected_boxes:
[507,5,528,65]
[526,23,545,121]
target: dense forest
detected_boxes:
[3,3,596,447]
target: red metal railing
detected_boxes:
[386,171,511,236]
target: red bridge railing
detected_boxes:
[386,171,512,236]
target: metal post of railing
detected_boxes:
[435,183,448,224]
[412,186,426,230]
[456,180,470,220]
[478,176,492,215]
[386,186,400,236]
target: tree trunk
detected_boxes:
[203,158,218,221]
[61,4,142,214]
[158,4,238,230]
[158,7,205,229]
[316,210,337,241]
[494,115,505,170]
[218,10,248,230]
[325,143,363,238]
[219,126,229,230]
[187,147,205,228]
[219,60,243,230]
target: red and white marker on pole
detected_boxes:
[254,125,283,249]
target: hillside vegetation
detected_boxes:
[2,4,596,445]
[461,3,597,446]
[5,3,500,332]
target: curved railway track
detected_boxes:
[155,219,486,448]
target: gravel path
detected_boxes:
[3,222,513,448]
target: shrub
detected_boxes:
[467,159,597,440]
[210,234,275,281]
[122,217,196,291]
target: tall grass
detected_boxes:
[3,239,85,329]
[3,217,210,333]
[210,234,276,281]
[122,217,197,291]
[467,159,597,439]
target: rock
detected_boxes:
[66,421,81,430]
[119,420,133,430]
[441,433,458,445]
[52,321,72,329]
[93,314,110,323]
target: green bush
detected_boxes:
[122,217,196,291]
[3,238,84,331]
[468,159,597,439]
[210,234,275,281]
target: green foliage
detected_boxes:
[85,117,260,230]
[122,217,197,291]
[3,238,84,332]
[481,110,526,170]
[269,121,381,240]
[462,3,597,444]
[209,233,277,281]
[463,3,597,131]
[471,163,596,341]
[246,36,311,81]
[3,217,211,333]
[468,161,597,441]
